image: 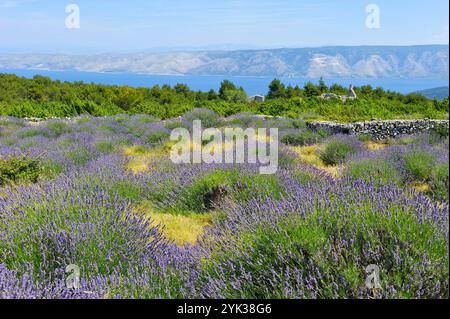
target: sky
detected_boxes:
[0,0,448,54]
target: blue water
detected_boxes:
[0,68,448,95]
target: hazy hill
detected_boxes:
[416,86,449,100]
[0,45,448,79]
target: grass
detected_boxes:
[150,212,212,246]
[364,140,388,151]
[124,145,168,174]
[135,201,212,246]
[410,182,431,193]
[288,144,343,178]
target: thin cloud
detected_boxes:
[0,0,35,8]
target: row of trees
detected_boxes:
[0,73,447,121]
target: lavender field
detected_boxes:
[0,111,448,299]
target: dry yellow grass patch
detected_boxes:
[410,182,431,193]
[149,212,212,246]
[290,145,323,166]
[133,201,213,246]
[124,145,150,174]
[288,144,344,178]
[323,165,344,179]
[124,145,168,174]
[127,159,148,174]
[123,145,148,157]
[364,141,387,151]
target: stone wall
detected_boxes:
[307,119,449,140]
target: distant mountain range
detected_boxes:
[416,86,449,100]
[0,45,448,79]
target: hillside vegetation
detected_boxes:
[0,74,448,122]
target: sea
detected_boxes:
[0,68,448,96]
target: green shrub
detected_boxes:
[0,156,40,185]
[127,125,147,138]
[183,108,220,128]
[173,169,283,214]
[396,136,420,145]
[345,158,402,187]
[41,159,63,178]
[96,124,115,133]
[67,148,94,166]
[357,133,372,142]
[136,115,159,124]
[164,121,189,130]
[403,150,435,181]
[430,163,449,202]
[281,131,321,146]
[75,117,92,124]
[17,128,50,139]
[317,128,330,138]
[291,170,320,184]
[235,174,284,203]
[175,170,233,213]
[292,120,307,129]
[1,139,16,146]
[95,141,116,154]
[46,121,71,137]
[146,130,170,145]
[320,139,361,166]
[110,180,144,201]
[431,126,449,139]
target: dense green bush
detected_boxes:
[94,141,116,154]
[145,130,170,145]
[430,163,449,202]
[345,158,402,187]
[183,108,220,128]
[171,169,283,214]
[403,150,436,181]
[0,156,40,186]
[431,125,449,139]
[46,121,71,137]
[281,130,321,146]
[320,138,361,166]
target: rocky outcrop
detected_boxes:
[307,119,449,140]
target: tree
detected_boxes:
[218,80,247,102]
[174,83,190,97]
[303,81,320,97]
[219,80,237,100]
[207,89,218,100]
[267,79,286,99]
[286,85,295,98]
[318,77,328,93]
[330,83,346,95]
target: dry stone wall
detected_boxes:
[307,119,449,140]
